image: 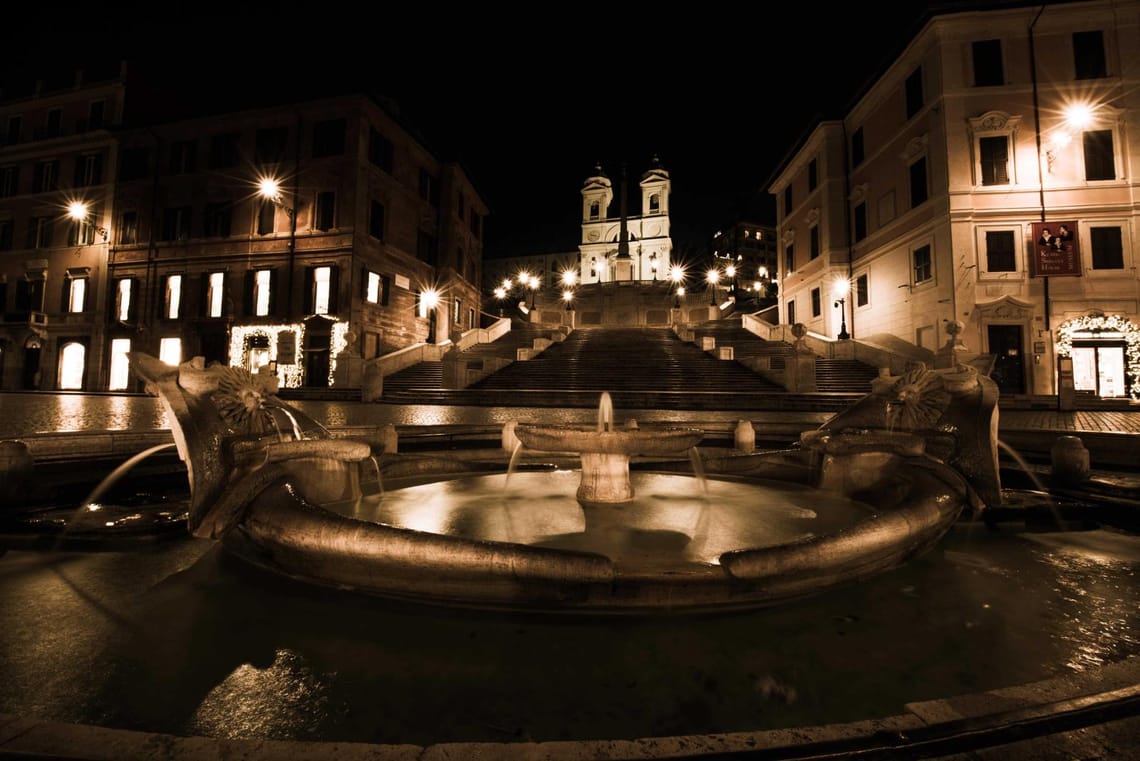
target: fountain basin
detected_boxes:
[513,425,704,456]
[125,354,990,615]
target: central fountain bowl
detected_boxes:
[513,425,704,456]
[513,422,704,504]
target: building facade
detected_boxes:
[0,64,125,390]
[711,221,778,309]
[0,73,486,392]
[578,159,673,285]
[769,0,1140,400]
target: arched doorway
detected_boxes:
[1057,313,1140,400]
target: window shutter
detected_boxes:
[199,273,210,317]
[269,268,280,317]
[127,278,139,321]
[361,266,369,299]
[302,266,314,315]
[244,270,255,317]
[59,278,71,312]
[327,266,339,314]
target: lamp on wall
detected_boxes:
[66,201,108,242]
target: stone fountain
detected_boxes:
[513,392,703,503]
[128,352,1001,614]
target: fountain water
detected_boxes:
[513,391,704,503]
[125,353,1001,614]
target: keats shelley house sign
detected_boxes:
[1031,221,1081,277]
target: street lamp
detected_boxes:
[66,201,108,242]
[670,265,685,308]
[706,268,720,305]
[562,289,574,310]
[725,265,736,300]
[833,278,851,340]
[257,175,298,319]
[421,287,440,343]
[493,286,508,316]
[834,297,850,340]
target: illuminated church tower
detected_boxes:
[578,156,672,283]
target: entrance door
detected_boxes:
[1072,343,1127,397]
[987,324,1025,395]
[22,346,41,389]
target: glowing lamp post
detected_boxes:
[66,201,108,243]
[670,265,685,308]
[257,175,298,319]
[706,268,720,305]
[833,279,851,340]
[493,286,508,316]
[421,288,440,343]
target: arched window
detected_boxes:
[58,341,86,390]
[649,194,660,213]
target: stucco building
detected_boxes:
[0,68,486,392]
[769,0,1140,400]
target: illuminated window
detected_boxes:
[58,342,85,390]
[207,272,225,317]
[115,278,133,321]
[108,338,131,391]
[159,337,182,366]
[312,266,331,315]
[164,274,182,319]
[67,276,87,313]
[366,271,381,303]
[254,270,272,316]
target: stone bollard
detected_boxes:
[735,420,756,454]
[380,424,399,455]
[0,439,34,510]
[502,421,520,453]
[1050,435,1090,486]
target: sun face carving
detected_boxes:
[211,367,276,434]
[883,367,952,430]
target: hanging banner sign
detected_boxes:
[1030,221,1081,277]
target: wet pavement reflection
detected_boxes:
[1,524,1136,745]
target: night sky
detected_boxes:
[3,2,1028,260]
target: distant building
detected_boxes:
[711,222,778,308]
[0,68,486,392]
[769,0,1140,400]
[578,158,672,284]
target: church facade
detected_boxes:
[577,158,673,284]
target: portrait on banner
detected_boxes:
[1031,221,1080,277]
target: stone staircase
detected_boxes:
[377,325,868,411]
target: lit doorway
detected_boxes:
[58,342,86,390]
[987,324,1025,395]
[1071,343,1127,397]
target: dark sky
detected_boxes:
[4,3,994,259]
